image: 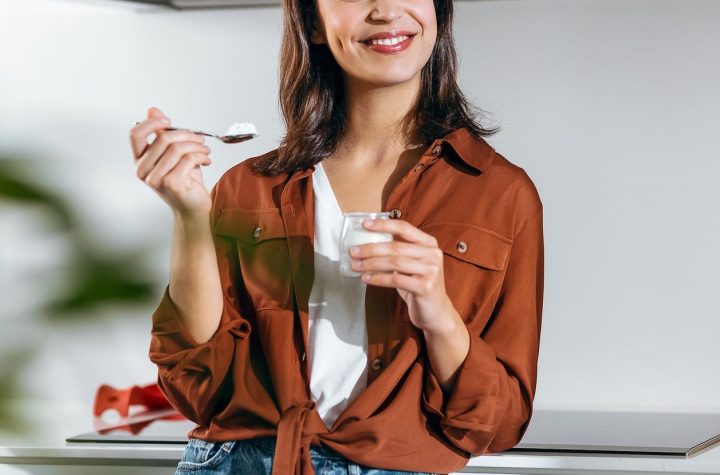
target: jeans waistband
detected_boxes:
[242,435,348,461]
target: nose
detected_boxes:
[369,0,402,22]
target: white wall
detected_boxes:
[0,0,718,446]
[452,0,720,413]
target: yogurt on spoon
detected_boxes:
[223,122,258,143]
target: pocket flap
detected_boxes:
[213,208,287,244]
[420,221,513,271]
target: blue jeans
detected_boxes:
[175,436,438,475]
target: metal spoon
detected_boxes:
[166,127,258,144]
[134,122,259,144]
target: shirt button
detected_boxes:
[253,225,262,238]
[301,352,306,362]
[457,241,468,253]
[431,144,442,157]
[371,358,383,371]
[389,208,402,219]
[413,163,425,172]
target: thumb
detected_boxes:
[147,106,167,120]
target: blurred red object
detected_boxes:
[91,383,187,435]
[93,382,172,418]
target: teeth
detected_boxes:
[368,35,409,46]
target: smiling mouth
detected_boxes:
[361,34,416,47]
[360,34,415,54]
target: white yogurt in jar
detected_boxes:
[339,228,393,277]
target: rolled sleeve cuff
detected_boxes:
[151,284,205,350]
[149,284,251,380]
[422,332,500,427]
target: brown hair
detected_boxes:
[248,0,500,177]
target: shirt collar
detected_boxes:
[288,125,496,183]
[439,126,496,173]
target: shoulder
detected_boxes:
[217,148,281,188]
[444,128,542,222]
[211,148,285,208]
[486,148,543,224]
[495,152,542,213]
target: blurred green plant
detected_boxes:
[0,155,157,316]
[0,153,160,436]
[0,161,74,229]
[0,347,38,437]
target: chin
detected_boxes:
[357,69,422,87]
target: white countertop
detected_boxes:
[2,441,720,474]
[2,400,719,474]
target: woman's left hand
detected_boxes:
[349,218,456,333]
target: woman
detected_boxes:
[129,0,544,474]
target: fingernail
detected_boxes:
[161,117,171,124]
[363,219,374,227]
[350,246,359,255]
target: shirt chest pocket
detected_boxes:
[419,220,513,324]
[213,208,292,310]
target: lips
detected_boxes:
[361,30,417,43]
[359,30,418,55]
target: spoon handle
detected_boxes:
[165,127,216,138]
[133,122,217,138]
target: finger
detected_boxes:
[361,218,437,247]
[350,239,440,262]
[136,130,206,179]
[130,116,172,159]
[149,141,210,179]
[147,106,167,119]
[142,142,210,185]
[361,270,425,294]
[352,255,435,277]
[145,151,210,191]
[166,152,212,181]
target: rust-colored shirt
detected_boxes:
[148,126,544,475]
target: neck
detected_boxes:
[335,72,424,166]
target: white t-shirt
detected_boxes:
[308,161,369,430]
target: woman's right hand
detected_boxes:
[130,106,213,220]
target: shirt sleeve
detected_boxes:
[148,182,251,427]
[421,207,544,456]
